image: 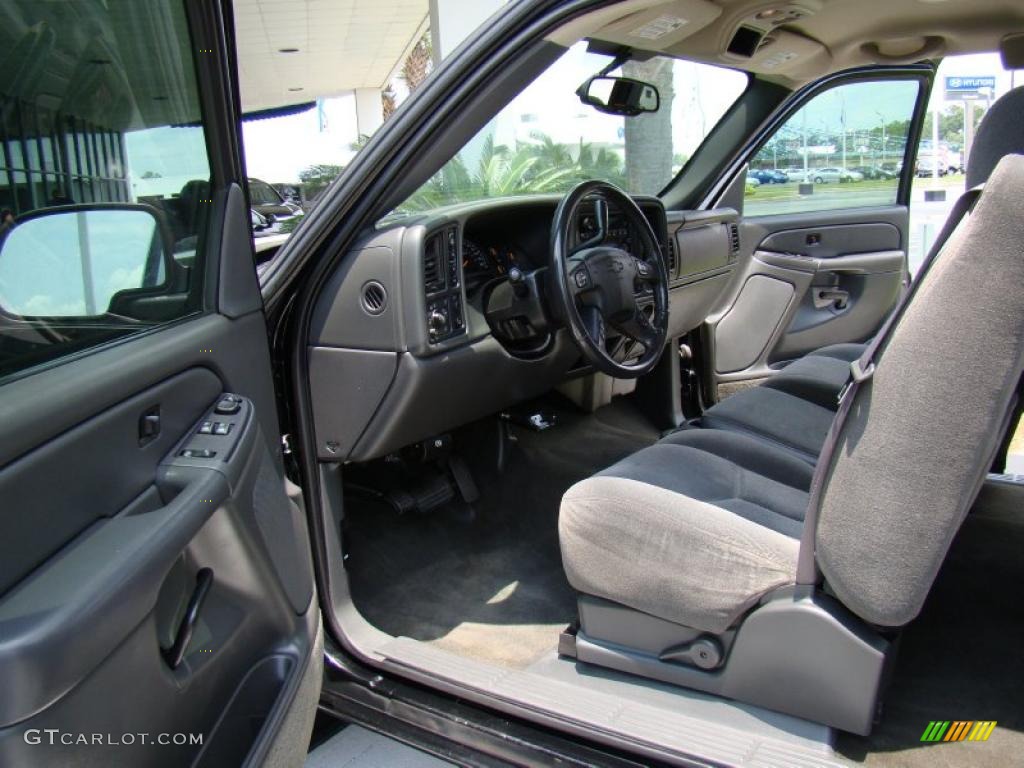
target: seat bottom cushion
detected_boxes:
[701,386,836,462]
[761,342,867,408]
[559,430,805,634]
[802,342,868,363]
[764,353,853,408]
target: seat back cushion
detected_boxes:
[816,154,1024,627]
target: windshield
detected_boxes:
[395,43,747,214]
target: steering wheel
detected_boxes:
[549,180,669,378]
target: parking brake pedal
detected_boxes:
[500,410,557,431]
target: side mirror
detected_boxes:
[0,204,178,317]
[251,208,270,232]
[577,75,660,116]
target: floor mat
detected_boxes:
[343,394,660,669]
[838,481,1024,766]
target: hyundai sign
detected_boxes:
[944,76,996,100]
[945,76,996,91]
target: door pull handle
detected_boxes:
[162,568,214,669]
[814,288,849,310]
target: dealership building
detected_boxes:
[0,0,503,216]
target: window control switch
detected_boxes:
[213,422,231,435]
[198,421,213,434]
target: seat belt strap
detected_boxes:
[795,185,983,585]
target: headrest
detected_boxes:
[967,84,1024,188]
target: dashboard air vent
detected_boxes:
[423,226,465,344]
[729,224,741,257]
[423,231,446,294]
[666,236,678,275]
[361,281,387,315]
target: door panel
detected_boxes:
[703,69,931,395]
[709,206,910,389]
[0,312,318,767]
[715,274,795,372]
[0,0,318,763]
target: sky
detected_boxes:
[241,95,361,182]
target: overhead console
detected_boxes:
[718,2,830,78]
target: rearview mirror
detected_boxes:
[577,75,660,116]
[0,204,175,317]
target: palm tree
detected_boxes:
[398,134,578,212]
[623,58,676,194]
[527,132,574,169]
[576,140,626,186]
[381,86,397,120]
[401,33,432,94]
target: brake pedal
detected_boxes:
[447,454,480,504]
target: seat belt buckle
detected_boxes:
[838,360,876,404]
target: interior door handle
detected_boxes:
[162,567,214,669]
[0,469,229,727]
[813,288,849,310]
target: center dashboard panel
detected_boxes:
[422,226,466,344]
[307,196,739,464]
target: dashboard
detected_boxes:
[461,240,525,288]
[307,195,741,464]
[460,198,660,293]
[459,204,551,292]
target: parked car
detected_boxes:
[915,156,948,177]
[4,2,1022,768]
[745,171,761,187]
[748,168,788,184]
[808,167,864,183]
[850,165,897,180]
[248,177,303,223]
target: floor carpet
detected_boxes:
[343,394,660,669]
[344,396,1023,765]
[837,479,1024,767]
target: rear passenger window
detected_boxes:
[742,79,921,217]
[0,0,212,381]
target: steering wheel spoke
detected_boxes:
[579,303,606,347]
[612,308,659,350]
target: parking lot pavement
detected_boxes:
[306,725,451,767]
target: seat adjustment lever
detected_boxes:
[659,635,724,670]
